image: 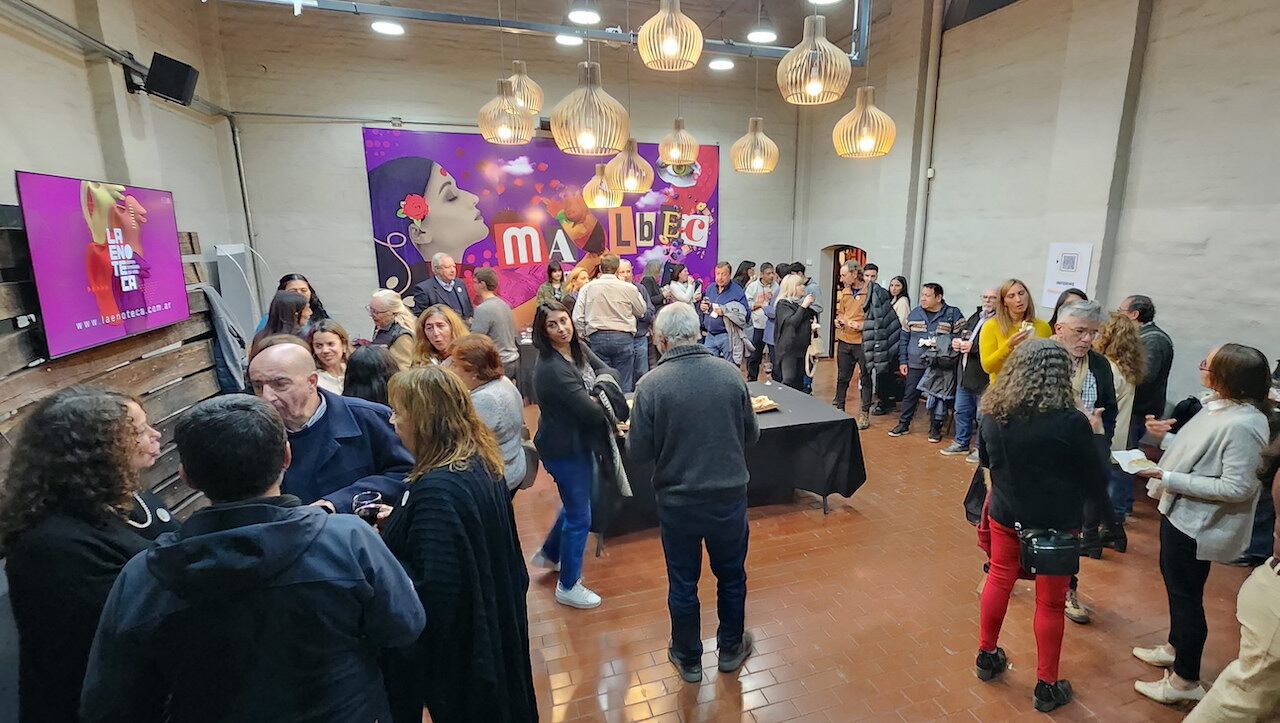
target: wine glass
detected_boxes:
[352,491,382,526]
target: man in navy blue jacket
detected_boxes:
[81,395,425,722]
[890,282,965,441]
[699,261,749,362]
[249,343,412,512]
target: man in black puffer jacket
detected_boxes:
[857,279,903,429]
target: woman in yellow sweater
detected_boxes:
[980,278,1052,377]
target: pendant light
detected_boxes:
[567,0,600,25]
[637,0,702,72]
[732,117,779,174]
[507,61,543,115]
[550,61,630,156]
[833,85,895,158]
[583,163,622,208]
[478,79,533,145]
[658,117,699,164]
[605,138,654,193]
[746,0,777,44]
[777,14,850,105]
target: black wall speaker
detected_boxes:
[145,53,199,106]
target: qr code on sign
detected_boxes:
[1060,253,1079,272]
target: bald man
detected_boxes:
[248,343,412,512]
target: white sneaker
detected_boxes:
[1064,590,1091,624]
[1134,671,1205,705]
[530,549,560,573]
[1132,644,1176,668]
[555,581,602,609]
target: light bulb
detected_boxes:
[747,29,777,43]
[624,176,638,191]
[577,130,597,150]
[857,134,874,152]
[497,125,512,140]
[805,79,823,97]
[751,156,764,170]
[594,193,608,206]
[568,8,601,24]
[556,34,584,46]
[514,97,525,108]
[371,20,405,35]
[668,148,682,161]
[661,35,679,56]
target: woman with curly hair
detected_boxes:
[974,338,1110,713]
[411,303,468,367]
[378,366,536,723]
[0,386,173,723]
[1094,311,1146,532]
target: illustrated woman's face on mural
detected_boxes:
[407,165,488,262]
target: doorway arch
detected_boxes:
[819,244,867,355]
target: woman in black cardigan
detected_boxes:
[975,338,1109,713]
[529,300,617,610]
[379,366,536,723]
[0,386,177,723]
[773,274,818,391]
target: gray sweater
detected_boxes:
[471,296,519,365]
[470,377,526,490]
[627,344,760,506]
[1147,397,1270,561]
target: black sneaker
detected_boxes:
[872,405,889,416]
[718,632,754,673]
[1082,527,1103,559]
[975,648,1007,681]
[928,419,944,443]
[667,648,703,684]
[1034,680,1074,712]
[888,423,910,437]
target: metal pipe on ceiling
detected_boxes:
[230,0,872,65]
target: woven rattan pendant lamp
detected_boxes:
[731,117,779,174]
[658,117,699,164]
[777,14,850,105]
[507,60,543,115]
[478,79,533,145]
[550,61,630,155]
[833,85,895,158]
[605,138,655,193]
[583,163,622,208]
[637,0,702,72]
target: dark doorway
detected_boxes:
[825,246,867,355]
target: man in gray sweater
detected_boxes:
[470,267,520,380]
[628,302,760,685]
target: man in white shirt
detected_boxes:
[572,253,646,391]
[743,263,778,381]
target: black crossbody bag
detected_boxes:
[997,423,1081,576]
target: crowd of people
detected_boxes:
[1,251,1278,721]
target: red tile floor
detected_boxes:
[507,360,1251,722]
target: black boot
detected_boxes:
[975,648,1007,681]
[1033,680,1074,712]
[1101,522,1128,553]
[1082,527,1103,560]
[928,417,944,443]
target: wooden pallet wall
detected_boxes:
[0,217,220,521]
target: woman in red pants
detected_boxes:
[975,338,1111,712]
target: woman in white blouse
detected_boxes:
[308,319,351,394]
[1131,343,1273,706]
[665,264,703,305]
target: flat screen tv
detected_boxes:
[15,171,191,358]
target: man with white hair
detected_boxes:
[248,343,412,512]
[628,302,760,685]
[1052,299,1119,625]
[411,252,474,323]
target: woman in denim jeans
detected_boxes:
[529,300,617,609]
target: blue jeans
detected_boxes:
[588,330,636,392]
[658,494,749,665]
[703,331,730,361]
[1108,466,1135,522]
[539,453,595,589]
[632,335,650,382]
[1246,485,1276,559]
[953,386,983,448]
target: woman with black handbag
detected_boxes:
[974,338,1110,713]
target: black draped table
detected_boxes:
[598,381,867,537]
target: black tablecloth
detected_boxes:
[597,381,867,536]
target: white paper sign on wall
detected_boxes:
[1041,242,1094,308]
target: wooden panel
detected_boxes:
[142,369,220,424]
[0,327,40,376]
[0,282,34,320]
[184,263,202,285]
[0,228,29,270]
[172,492,210,521]
[141,444,180,491]
[152,474,197,510]
[94,340,215,399]
[186,289,209,314]
[178,232,201,255]
[0,313,211,415]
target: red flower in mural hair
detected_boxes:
[397,194,430,229]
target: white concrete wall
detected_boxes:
[216,3,802,331]
[1108,0,1280,399]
